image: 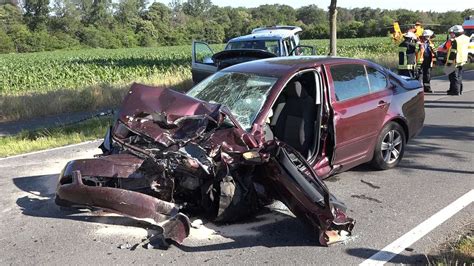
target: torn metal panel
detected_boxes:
[259,142,354,246]
[61,154,144,179]
[57,171,190,243]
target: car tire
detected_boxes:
[371,122,406,170]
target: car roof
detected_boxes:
[221,56,374,77]
[228,29,300,42]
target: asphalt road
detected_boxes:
[0,72,473,265]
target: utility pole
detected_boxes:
[329,0,337,56]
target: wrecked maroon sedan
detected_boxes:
[56,57,424,247]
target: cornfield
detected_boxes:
[0,37,425,96]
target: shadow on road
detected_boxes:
[345,248,428,264]
[425,100,474,104]
[13,174,168,242]
[397,124,474,175]
[12,173,322,251]
[424,104,473,109]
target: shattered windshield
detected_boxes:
[225,40,280,56]
[187,72,278,130]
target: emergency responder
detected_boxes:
[417,29,436,93]
[398,32,417,78]
[446,25,470,95]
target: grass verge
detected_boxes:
[0,74,193,122]
[428,224,473,265]
[0,116,112,157]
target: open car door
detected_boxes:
[192,41,218,84]
[259,141,354,246]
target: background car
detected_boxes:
[191,26,315,83]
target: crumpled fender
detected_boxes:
[56,169,190,243]
[59,154,144,180]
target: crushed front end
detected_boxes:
[56,83,354,247]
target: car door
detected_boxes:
[256,141,353,246]
[326,63,392,169]
[192,41,218,84]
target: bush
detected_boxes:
[0,28,15,53]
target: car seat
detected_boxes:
[271,81,316,158]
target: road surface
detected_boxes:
[0,72,473,264]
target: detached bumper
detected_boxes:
[56,170,190,243]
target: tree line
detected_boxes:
[0,0,472,54]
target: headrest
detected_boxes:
[285,81,308,98]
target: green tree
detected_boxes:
[23,0,50,30]
[0,27,15,53]
[296,5,326,25]
[50,0,82,33]
[85,0,113,26]
[182,0,212,17]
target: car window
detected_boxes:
[290,37,297,49]
[187,72,278,130]
[283,38,292,55]
[330,64,369,101]
[226,40,280,56]
[366,67,388,92]
[194,42,214,64]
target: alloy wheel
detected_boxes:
[380,130,403,164]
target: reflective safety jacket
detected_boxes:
[447,34,470,66]
[416,40,436,67]
[398,40,417,70]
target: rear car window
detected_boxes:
[330,64,369,101]
[226,40,280,56]
[366,67,388,92]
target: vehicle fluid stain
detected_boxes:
[360,179,381,189]
[351,194,382,203]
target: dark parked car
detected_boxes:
[55,57,424,248]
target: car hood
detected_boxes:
[114,83,255,151]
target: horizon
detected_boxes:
[153,0,472,13]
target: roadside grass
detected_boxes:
[0,73,193,122]
[0,116,112,157]
[429,226,474,265]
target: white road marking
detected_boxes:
[360,189,474,266]
[0,140,100,161]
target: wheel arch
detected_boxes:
[388,117,409,142]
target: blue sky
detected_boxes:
[154,0,471,12]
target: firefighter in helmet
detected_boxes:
[446,25,470,95]
[416,29,436,93]
[398,32,417,78]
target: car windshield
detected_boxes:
[225,40,280,56]
[187,72,278,130]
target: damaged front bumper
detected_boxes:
[56,168,190,244]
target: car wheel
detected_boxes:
[371,122,406,170]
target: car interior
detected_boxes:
[267,72,322,160]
